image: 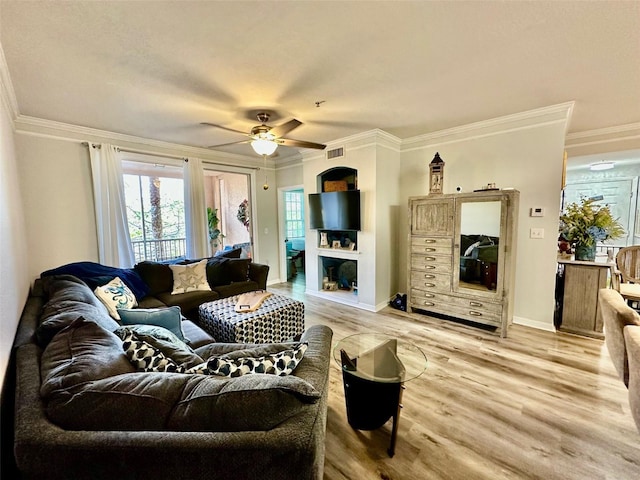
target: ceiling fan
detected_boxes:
[202,112,326,156]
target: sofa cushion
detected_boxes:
[134,261,174,296]
[118,306,186,341]
[155,290,220,315]
[213,246,242,258]
[40,316,134,398]
[37,275,120,346]
[168,373,320,432]
[206,257,230,287]
[212,280,260,298]
[225,258,251,282]
[169,259,211,294]
[94,276,138,320]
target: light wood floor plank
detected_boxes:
[270,279,640,480]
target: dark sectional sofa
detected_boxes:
[9,256,333,479]
[42,248,270,322]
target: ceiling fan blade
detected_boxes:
[200,122,248,135]
[269,118,302,138]
[207,139,251,149]
[279,138,326,150]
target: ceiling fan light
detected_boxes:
[251,139,278,156]
[590,161,615,171]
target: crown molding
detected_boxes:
[564,122,640,150]
[14,114,264,167]
[300,128,401,164]
[402,102,575,151]
[0,41,19,122]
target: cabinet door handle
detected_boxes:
[425,265,436,270]
[424,274,435,279]
[469,301,483,307]
[469,311,483,317]
[424,239,436,243]
[422,301,435,306]
[423,293,435,298]
[424,248,436,252]
[425,256,436,261]
[424,282,436,287]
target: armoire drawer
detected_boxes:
[410,236,452,256]
[410,271,451,292]
[410,255,452,273]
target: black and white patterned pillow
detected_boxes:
[186,343,308,377]
[119,329,307,377]
[118,329,183,372]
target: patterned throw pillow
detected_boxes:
[169,259,211,294]
[118,329,182,372]
[94,276,137,320]
[119,329,308,378]
[186,343,308,377]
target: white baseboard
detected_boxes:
[513,315,557,333]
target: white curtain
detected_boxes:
[88,143,135,268]
[184,157,209,258]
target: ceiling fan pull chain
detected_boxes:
[262,154,269,190]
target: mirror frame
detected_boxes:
[452,193,509,299]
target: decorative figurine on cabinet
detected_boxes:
[429,152,445,195]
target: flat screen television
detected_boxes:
[308,190,361,231]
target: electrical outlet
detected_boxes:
[530,227,545,239]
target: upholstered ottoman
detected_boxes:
[198,293,305,343]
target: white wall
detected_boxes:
[16,136,99,281]
[13,129,279,282]
[0,93,29,388]
[399,104,572,331]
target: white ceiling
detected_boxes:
[1,1,639,161]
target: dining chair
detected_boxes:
[613,246,640,306]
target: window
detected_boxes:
[284,190,305,239]
[122,161,186,262]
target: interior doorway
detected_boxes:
[204,169,253,258]
[278,186,306,285]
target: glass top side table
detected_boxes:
[332,333,427,457]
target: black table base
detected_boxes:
[341,370,405,457]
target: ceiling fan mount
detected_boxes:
[202,111,326,154]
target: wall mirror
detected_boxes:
[456,199,503,296]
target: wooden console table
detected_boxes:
[556,259,611,339]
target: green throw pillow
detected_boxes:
[118,306,185,341]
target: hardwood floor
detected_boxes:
[272,279,640,480]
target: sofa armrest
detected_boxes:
[249,262,269,289]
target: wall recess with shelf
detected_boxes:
[303,132,402,311]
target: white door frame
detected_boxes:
[277,184,304,283]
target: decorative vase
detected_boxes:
[574,243,596,261]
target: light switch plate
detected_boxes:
[530,207,545,217]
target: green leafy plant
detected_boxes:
[207,207,224,248]
[559,197,624,247]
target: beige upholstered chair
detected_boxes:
[598,288,640,386]
[624,325,640,433]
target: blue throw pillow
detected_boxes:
[118,306,185,341]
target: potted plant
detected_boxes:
[207,207,224,251]
[559,197,624,261]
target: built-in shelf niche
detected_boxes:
[315,166,359,297]
[318,167,357,192]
